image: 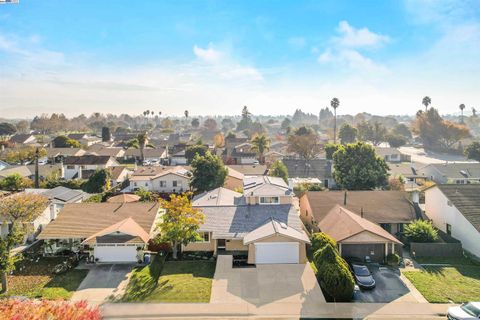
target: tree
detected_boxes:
[388,177,404,191]
[127,132,153,163]
[281,118,291,130]
[356,121,374,142]
[221,118,234,131]
[185,144,208,164]
[191,118,200,128]
[422,96,431,112]
[0,174,33,191]
[250,134,270,164]
[155,192,205,259]
[325,143,341,160]
[459,104,466,124]
[386,134,407,148]
[269,160,288,183]
[101,127,111,142]
[190,151,228,193]
[372,122,387,146]
[203,118,218,131]
[333,142,389,190]
[15,120,30,134]
[404,220,438,243]
[237,106,253,131]
[472,107,477,117]
[53,135,81,148]
[339,123,357,144]
[330,98,340,143]
[213,133,225,148]
[83,169,111,193]
[0,123,17,136]
[392,123,412,140]
[0,193,49,292]
[465,142,480,161]
[0,299,101,320]
[287,127,323,161]
[134,187,156,202]
[311,232,337,253]
[184,110,189,119]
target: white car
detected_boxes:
[448,302,480,320]
[142,160,151,166]
[38,157,49,165]
[150,159,160,166]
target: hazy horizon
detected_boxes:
[1,0,479,118]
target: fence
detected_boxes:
[410,242,463,258]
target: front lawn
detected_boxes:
[0,257,88,299]
[122,255,216,303]
[404,265,480,303]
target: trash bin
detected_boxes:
[144,253,151,264]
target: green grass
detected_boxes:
[0,257,88,299]
[404,265,480,303]
[415,256,479,266]
[122,256,216,303]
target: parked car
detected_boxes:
[38,157,49,165]
[142,159,151,166]
[350,263,376,289]
[448,302,480,320]
[150,159,160,166]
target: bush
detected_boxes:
[311,232,337,253]
[386,253,400,266]
[404,220,438,243]
[313,243,338,269]
[0,299,101,320]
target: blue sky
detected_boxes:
[1,0,479,118]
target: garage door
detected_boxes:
[255,242,299,264]
[94,245,138,263]
[341,243,385,263]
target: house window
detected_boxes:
[133,182,137,187]
[259,196,280,204]
[160,181,167,187]
[446,223,452,235]
[195,232,210,243]
[66,165,75,169]
[172,181,178,187]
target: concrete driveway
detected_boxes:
[353,265,419,303]
[71,264,134,305]
[211,255,325,314]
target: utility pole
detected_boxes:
[34,147,40,188]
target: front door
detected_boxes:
[217,239,226,250]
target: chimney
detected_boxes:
[343,190,347,205]
[361,207,364,218]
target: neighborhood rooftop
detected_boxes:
[436,184,480,232]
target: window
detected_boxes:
[259,196,280,204]
[446,223,452,235]
[195,232,210,243]
[66,165,75,169]
[133,182,137,187]
[172,180,178,187]
[159,180,167,187]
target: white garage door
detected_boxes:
[94,245,138,263]
[255,242,299,264]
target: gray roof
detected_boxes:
[243,218,310,244]
[192,187,245,206]
[423,163,480,179]
[9,134,36,144]
[282,158,332,179]
[41,186,89,203]
[197,204,304,239]
[226,165,268,176]
[436,184,480,232]
[63,155,113,165]
[243,176,291,196]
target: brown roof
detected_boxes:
[226,165,268,176]
[109,166,129,181]
[107,193,140,203]
[63,155,113,165]
[38,202,159,240]
[302,190,416,224]
[319,205,402,244]
[82,217,150,245]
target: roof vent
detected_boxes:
[280,222,288,229]
[460,170,469,177]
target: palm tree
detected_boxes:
[184,110,189,118]
[330,97,340,144]
[422,96,431,112]
[251,134,271,164]
[127,132,154,163]
[473,107,477,118]
[459,104,466,123]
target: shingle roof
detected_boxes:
[124,148,166,158]
[63,155,113,165]
[282,158,332,179]
[110,166,129,181]
[107,193,140,203]
[227,166,244,180]
[38,202,160,240]
[40,186,89,203]
[423,163,480,179]
[192,187,244,206]
[303,191,416,224]
[82,217,150,245]
[9,134,36,144]
[197,204,304,240]
[86,147,125,157]
[436,184,480,232]
[67,133,88,140]
[129,166,190,181]
[374,147,402,157]
[243,218,310,244]
[227,165,268,176]
[45,148,86,157]
[243,176,291,196]
[319,205,402,244]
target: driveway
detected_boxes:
[211,255,326,314]
[353,265,419,303]
[71,264,134,305]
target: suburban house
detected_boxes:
[128,166,190,193]
[86,146,125,159]
[123,147,168,163]
[110,166,132,187]
[299,191,420,236]
[424,184,480,258]
[224,166,244,191]
[62,155,120,179]
[418,162,480,184]
[375,147,411,163]
[226,164,268,176]
[319,205,403,262]
[185,177,310,265]
[46,147,86,163]
[0,186,89,243]
[170,149,188,165]
[67,133,101,146]
[8,133,38,146]
[222,137,258,165]
[282,157,334,188]
[388,162,427,189]
[38,202,161,263]
[0,164,63,181]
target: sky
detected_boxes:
[0,0,479,118]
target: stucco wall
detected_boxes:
[247,234,307,264]
[245,195,292,205]
[225,239,248,251]
[299,194,316,231]
[183,233,216,252]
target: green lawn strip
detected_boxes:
[404,266,480,303]
[122,257,216,303]
[415,256,479,266]
[1,257,88,299]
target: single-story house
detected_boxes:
[109,166,132,187]
[375,147,411,163]
[282,157,334,188]
[8,134,38,146]
[38,202,161,263]
[424,184,480,258]
[67,133,102,146]
[107,193,141,203]
[319,205,403,262]
[62,155,120,179]
[299,191,420,235]
[128,166,190,193]
[0,164,63,181]
[123,147,168,163]
[170,149,187,165]
[86,147,125,158]
[45,147,86,163]
[388,162,427,188]
[226,164,268,176]
[418,162,480,185]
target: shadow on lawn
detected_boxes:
[121,254,166,301]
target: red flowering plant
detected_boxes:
[0,299,101,320]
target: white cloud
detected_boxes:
[317,48,333,63]
[335,20,390,48]
[193,44,223,63]
[288,37,306,49]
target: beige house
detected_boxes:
[184,177,309,265]
[62,155,120,180]
[128,166,190,193]
[224,166,244,191]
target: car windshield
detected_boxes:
[353,265,370,276]
[461,303,480,317]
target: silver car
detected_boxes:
[448,302,480,320]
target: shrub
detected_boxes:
[386,253,400,266]
[0,299,101,320]
[313,243,337,269]
[311,232,337,253]
[315,249,355,302]
[404,220,438,243]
